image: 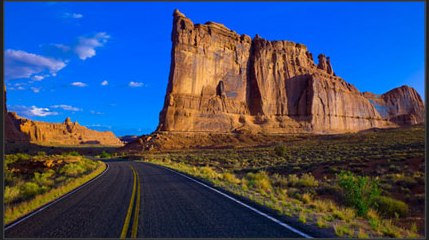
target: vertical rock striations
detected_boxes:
[158,10,424,134]
[363,85,425,125]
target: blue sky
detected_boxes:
[5,2,425,136]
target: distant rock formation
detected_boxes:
[6,113,123,146]
[363,85,424,125]
[156,10,424,135]
[4,87,29,143]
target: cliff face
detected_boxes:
[4,87,29,143]
[363,86,425,125]
[6,113,123,146]
[157,10,424,134]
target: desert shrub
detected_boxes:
[271,173,288,188]
[245,171,272,194]
[316,216,328,228]
[33,170,55,187]
[298,173,318,187]
[4,186,21,204]
[337,171,380,216]
[287,174,299,186]
[222,172,240,184]
[60,163,86,177]
[375,196,409,218]
[357,228,369,238]
[301,193,312,204]
[21,182,42,199]
[274,145,288,157]
[62,151,81,156]
[200,166,220,179]
[99,151,112,159]
[367,209,380,230]
[334,223,353,237]
[298,211,307,223]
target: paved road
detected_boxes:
[5,160,134,238]
[5,160,313,238]
[135,162,307,238]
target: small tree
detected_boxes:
[337,171,380,216]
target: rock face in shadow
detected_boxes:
[156,10,424,135]
[6,113,123,146]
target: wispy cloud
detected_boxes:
[50,104,82,111]
[71,82,87,87]
[31,75,46,81]
[52,43,71,52]
[129,81,144,87]
[5,49,67,80]
[101,80,109,86]
[8,105,58,117]
[90,110,104,115]
[63,12,83,19]
[75,32,110,60]
[31,87,41,93]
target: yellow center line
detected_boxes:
[131,169,141,238]
[120,166,137,239]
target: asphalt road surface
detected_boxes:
[5,160,313,238]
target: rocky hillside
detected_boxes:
[157,10,423,135]
[6,112,123,146]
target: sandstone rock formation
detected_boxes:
[4,87,29,143]
[156,9,424,136]
[6,112,123,146]
[363,85,424,125]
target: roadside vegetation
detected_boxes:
[138,125,424,238]
[4,151,106,224]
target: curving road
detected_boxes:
[5,160,316,238]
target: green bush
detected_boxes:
[375,196,409,218]
[34,170,55,187]
[21,182,42,199]
[60,163,86,177]
[337,171,380,216]
[99,151,112,158]
[4,186,21,204]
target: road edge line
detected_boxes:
[121,165,137,239]
[159,165,313,239]
[5,162,110,231]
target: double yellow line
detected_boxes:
[121,165,141,239]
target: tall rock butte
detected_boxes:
[157,10,424,134]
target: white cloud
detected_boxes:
[52,43,71,52]
[51,104,82,111]
[129,81,144,87]
[71,82,87,87]
[5,49,67,80]
[32,75,46,81]
[63,12,83,19]
[75,32,110,60]
[31,87,41,93]
[8,105,58,117]
[90,110,104,115]
[101,80,109,86]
